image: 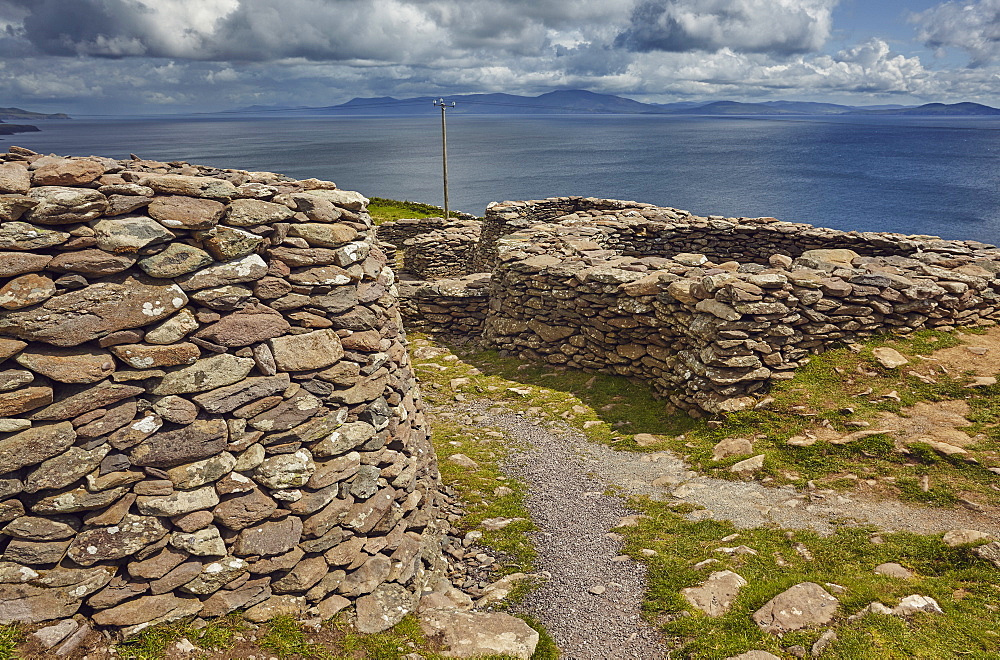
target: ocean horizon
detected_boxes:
[9,113,1000,245]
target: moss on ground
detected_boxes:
[621,499,1000,659]
[367,198,448,224]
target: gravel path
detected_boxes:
[480,408,668,660]
[451,402,1000,659]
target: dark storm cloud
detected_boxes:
[616,0,836,55]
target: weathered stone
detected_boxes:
[137,243,213,278]
[243,594,305,623]
[25,444,110,493]
[309,452,361,489]
[418,608,538,658]
[752,582,839,634]
[4,538,72,564]
[30,380,143,420]
[973,541,1000,568]
[191,374,290,414]
[148,196,226,230]
[872,347,908,369]
[149,561,203,595]
[0,163,30,194]
[2,516,76,540]
[31,158,105,186]
[0,339,25,363]
[47,249,136,276]
[29,618,79,649]
[287,223,358,248]
[0,418,29,433]
[249,547,305,575]
[0,274,188,347]
[32,485,127,514]
[271,555,328,594]
[0,566,113,624]
[164,452,236,489]
[682,570,747,617]
[0,369,32,392]
[67,514,169,566]
[129,419,229,468]
[181,556,249,595]
[253,449,316,489]
[249,392,322,433]
[0,251,51,278]
[875,562,914,579]
[0,422,75,474]
[0,273,55,310]
[139,174,239,200]
[194,304,291,347]
[15,347,115,384]
[267,328,344,373]
[344,488,394,533]
[232,517,302,556]
[943,529,991,547]
[199,225,266,261]
[170,526,227,556]
[199,578,270,617]
[190,284,254,311]
[110,342,200,369]
[730,455,765,473]
[92,215,175,253]
[26,187,107,224]
[90,593,202,629]
[0,385,51,418]
[108,413,163,449]
[144,308,199,345]
[892,594,943,616]
[288,265,353,286]
[171,509,214,532]
[226,198,295,226]
[151,395,198,425]
[213,488,277,531]
[313,422,376,457]
[0,196,40,223]
[127,546,188,579]
[106,194,154,216]
[0,221,66,251]
[174,253,268,291]
[151,353,255,395]
[337,554,392,597]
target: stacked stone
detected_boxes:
[376,217,451,264]
[402,220,481,280]
[468,197,665,272]
[0,147,445,636]
[397,274,492,335]
[481,204,1000,415]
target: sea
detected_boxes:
[10,113,1000,245]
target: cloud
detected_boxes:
[911,0,1000,66]
[616,0,837,55]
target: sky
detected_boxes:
[1,0,999,114]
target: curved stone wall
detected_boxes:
[0,148,444,634]
[481,198,1000,414]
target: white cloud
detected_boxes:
[912,0,1000,66]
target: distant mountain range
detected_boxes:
[232,90,1000,117]
[0,107,70,120]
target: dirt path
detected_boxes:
[444,397,1000,659]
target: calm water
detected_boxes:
[11,114,1000,244]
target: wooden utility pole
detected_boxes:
[433,98,455,219]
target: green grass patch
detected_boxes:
[0,625,22,660]
[259,615,334,659]
[115,615,248,660]
[368,198,447,224]
[623,498,1000,659]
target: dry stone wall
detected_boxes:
[398,274,491,335]
[402,220,480,280]
[0,148,445,635]
[476,198,1000,414]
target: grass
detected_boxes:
[620,499,1000,659]
[115,614,248,659]
[368,198,449,224]
[412,327,1000,507]
[0,625,22,660]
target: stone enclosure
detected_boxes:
[386,196,1000,414]
[0,149,445,637]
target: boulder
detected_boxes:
[752,582,839,634]
[681,570,747,617]
[418,608,539,659]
